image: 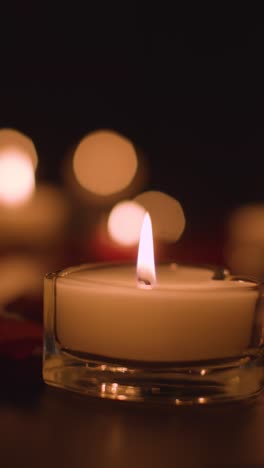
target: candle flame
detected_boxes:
[137,212,156,288]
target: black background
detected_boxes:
[1,7,264,232]
[1,11,264,468]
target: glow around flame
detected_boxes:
[137,212,156,287]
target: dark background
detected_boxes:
[1,7,264,233]
[2,12,264,468]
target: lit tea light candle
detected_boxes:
[52,213,259,362]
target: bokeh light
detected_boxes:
[108,201,146,246]
[73,130,138,196]
[134,191,185,242]
[63,142,148,208]
[228,245,264,278]
[227,204,264,277]
[0,128,38,170]
[0,153,35,205]
[228,204,264,245]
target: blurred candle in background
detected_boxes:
[65,129,148,204]
[226,204,264,278]
[108,201,146,246]
[0,128,70,250]
[134,191,186,243]
[0,128,38,170]
[61,129,149,261]
[85,192,185,262]
[0,154,35,206]
[85,212,140,262]
[0,128,37,206]
[87,201,146,262]
[73,130,138,196]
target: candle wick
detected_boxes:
[212,268,230,280]
[137,277,153,290]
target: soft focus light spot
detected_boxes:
[111,383,118,395]
[229,204,264,245]
[228,246,264,277]
[108,201,146,246]
[137,212,156,287]
[0,128,38,170]
[134,191,185,242]
[0,153,35,205]
[198,397,207,404]
[227,204,264,277]
[73,130,138,196]
[63,143,148,208]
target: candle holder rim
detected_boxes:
[45,262,262,291]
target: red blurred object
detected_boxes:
[0,316,42,360]
[88,233,138,262]
[164,236,225,266]
[84,216,225,266]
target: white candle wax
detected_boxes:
[55,264,259,362]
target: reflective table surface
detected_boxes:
[0,357,264,468]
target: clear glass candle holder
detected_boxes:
[43,263,264,405]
